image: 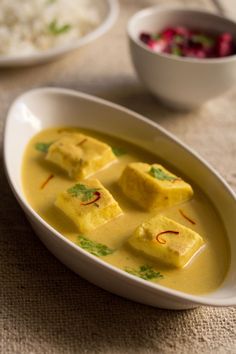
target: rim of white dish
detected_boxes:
[127,4,236,64]
[3,87,236,307]
[0,0,119,66]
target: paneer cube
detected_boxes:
[46,133,116,180]
[128,215,204,268]
[55,178,122,233]
[119,162,193,210]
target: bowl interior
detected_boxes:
[4,88,236,306]
[128,7,236,53]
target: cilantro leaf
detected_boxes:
[151,33,162,41]
[48,19,71,35]
[112,147,126,157]
[77,235,113,257]
[35,142,52,153]
[171,46,182,56]
[191,34,215,48]
[148,166,178,182]
[67,184,100,202]
[173,35,184,44]
[125,265,163,281]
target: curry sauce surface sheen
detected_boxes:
[22,127,230,295]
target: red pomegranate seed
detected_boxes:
[162,27,176,40]
[140,32,151,44]
[148,39,167,52]
[175,26,190,37]
[217,40,233,57]
[220,33,233,42]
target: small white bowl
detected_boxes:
[0,0,119,67]
[128,6,236,110]
[3,87,236,309]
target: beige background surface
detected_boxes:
[1,0,236,353]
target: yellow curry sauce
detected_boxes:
[22,127,230,295]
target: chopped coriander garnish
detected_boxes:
[112,147,126,157]
[151,33,161,41]
[35,142,52,153]
[67,184,100,202]
[48,19,71,35]
[148,166,179,182]
[171,46,182,56]
[173,35,184,44]
[77,235,113,257]
[191,34,215,48]
[125,265,163,281]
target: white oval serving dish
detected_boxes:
[4,87,236,309]
[0,0,119,67]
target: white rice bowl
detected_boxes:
[0,0,107,56]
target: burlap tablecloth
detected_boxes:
[1,1,236,353]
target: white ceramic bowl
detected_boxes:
[4,87,236,309]
[128,6,236,110]
[0,0,119,67]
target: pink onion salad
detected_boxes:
[139,27,235,58]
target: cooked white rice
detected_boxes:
[0,0,105,56]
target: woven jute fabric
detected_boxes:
[1,1,236,353]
